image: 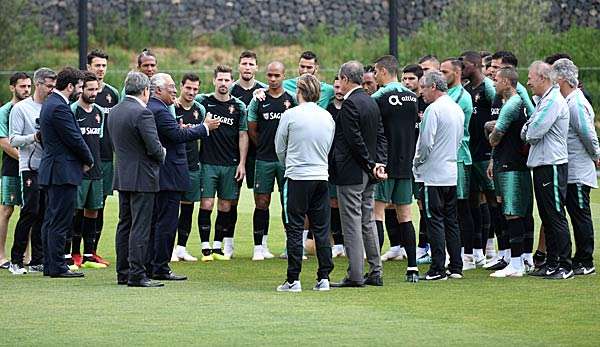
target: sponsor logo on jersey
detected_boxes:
[207,111,234,126]
[262,112,282,120]
[81,127,102,135]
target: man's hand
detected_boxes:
[235,163,246,182]
[34,131,42,143]
[253,88,267,102]
[484,120,496,139]
[204,113,220,131]
[486,159,494,180]
[373,163,387,181]
[83,164,92,173]
[596,159,600,168]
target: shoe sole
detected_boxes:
[277,288,301,292]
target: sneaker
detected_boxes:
[421,271,447,281]
[446,270,464,279]
[405,270,419,283]
[544,267,574,280]
[474,254,486,267]
[490,265,524,278]
[523,259,535,274]
[0,260,10,269]
[331,244,345,258]
[276,280,302,292]
[175,246,198,262]
[313,279,330,291]
[9,263,27,275]
[262,247,275,259]
[485,258,508,271]
[462,255,476,271]
[223,239,234,259]
[416,245,429,259]
[533,250,546,268]
[68,264,79,271]
[573,265,596,276]
[201,254,214,262]
[529,264,557,277]
[91,252,110,266]
[416,254,432,265]
[72,253,83,268]
[28,264,44,273]
[381,247,403,261]
[252,246,265,261]
[211,249,230,261]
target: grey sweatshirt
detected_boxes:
[9,97,43,172]
[521,85,569,168]
[275,102,335,181]
[565,88,600,188]
[413,94,464,186]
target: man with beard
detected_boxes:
[327,76,345,258]
[121,48,158,98]
[0,72,31,269]
[362,65,378,95]
[7,68,56,275]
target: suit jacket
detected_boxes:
[332,88,387,185]
[38,92,94,186]
[147,97,208,192]
[108,96,165,192]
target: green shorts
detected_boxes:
[457,162,471,200]
[101,160,114,196]
[329,182,337,199]
[77,179,104,210]
[253,160,285,194]
[245,156,256,189]
[182,169,202,202]
[200,164,239,200]
[471,160,494,192]
[495,170,533,217]
[1,176,22,206]
[374,178,413,205]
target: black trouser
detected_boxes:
[147,190,182,276]
[424,185,462,273]
[42,183,76,276]
[565,183,594,268]
[284,179,333,282]
[11,170,44,266]
[532,164,571,270]
[115,191,155,283]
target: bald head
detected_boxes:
[267,61,285,72]
[266,61,286,91]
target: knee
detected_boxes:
[217,199,231,212]
[0,206,14,219]
[200,199,214,211]
[330,198,338,209]
[254,195,270,210]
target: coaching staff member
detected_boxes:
[331,61,388,288]
[110,72,165,287]
[39,67,93,278]
[274,74,335,292]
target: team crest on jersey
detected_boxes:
[284,99,291,109]
[25,179,32,187]
[229,104,236,114]
[263,112,270,120]
[106,94,112,104]
[475,93,481,103]
[193,110,199,120]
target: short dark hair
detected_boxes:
[374,55,399,76]
[497,66,518,88]
[214,65,233,78]
[460,51,483,68]
[9,72,31,86]
[491,50,518,67]
[239,50,257,62]
[441,58,463,71]
[418,54,438,64]
[333,75,339,82]
[402,64,423,79]
[181,73,200,85]
[479,50,492,58]
[82,71,98,86]
[544,53,573,65]
[299,51,318,64]
[55,67,85,91]
[364,65,375,73]
[87,49,109,64]
[137,48,157,67]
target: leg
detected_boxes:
[443,187,462,274]
[128,192,155,281]
[361,181,382,278]
[115,191,132,282]
[283,179,308,283]
[10,171,40,267]
[424,186,446,275]
[337,181,367,282]
[307,181,333,280]
[566,184,594,269]
[152,190,183,275]
[43,184,77,276]
[0,205,14,263]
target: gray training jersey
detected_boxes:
[9,97,43,172]
[565,88,600,188]
[521,85,569,168]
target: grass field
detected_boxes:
[1,187,600,346]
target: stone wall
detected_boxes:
[26,0,600,38]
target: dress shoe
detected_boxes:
[331,277,365,288]
[50,271,85,278]
[152,272,187,281]
[127,279,164,287]
[363,274,383,286]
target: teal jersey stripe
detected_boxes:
[282,180,289,224]
[553,165,560,212]
[424,186,431,218]
[577,184,584,209]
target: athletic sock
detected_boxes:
[375,220,385,251]
[227,204,238,239]
[330,207,343,245]
[417,208,428,248]
[471,201,482,250]
[198,209,212,243]
[384,209,401,247]
[262,235,269,248]
[214,210,230,244]
[71,210,83,254]
[253,208,269,246]
[506,218,524,258]
[94,201,105,251]
[511,256,524,271]
[523,213,534,253]
[496,214,510,252]
[399,221,417,267]
[81,216,97,256]
[177,203,194,247]
[201,242,211,251]
[481,203,491,249]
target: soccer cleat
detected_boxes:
[91,252,110,266]
[28,264,44,273]
[72,254,83,268]
[474,254,486,267]
[277,280,302,292]
[313,279,330,291]
[485,258,508,271]
[573,265,596,276]
[252,246,265,261]
[416,254,432,265]
[544,267,574,280]
[523,259,535,274]
[421,271,447,281]
[81,258,108,269]
[416,245,429,260]
[529,264,557,277]
[262,247,275,259]
[446,270,464,279]
[331,244,346,258]
[381,247,403,261]
[405,270,419,283]
[490,266,524,278]
[211,249,231,261]
[462,255,476,271]
[201,249,213,262]
[9,263,27,275]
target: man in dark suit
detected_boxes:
[146,73,219,281]
[109,71,165,287]
[331,61,388,288]
[39,67,94,278]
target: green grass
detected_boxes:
[1,188,600,345]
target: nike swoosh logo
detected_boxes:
[543,182,551,187]
[263,103,270,107]
[546,269,554,275]
[207,104,216,107]
[77,118,86,122]
[563,271,573,279]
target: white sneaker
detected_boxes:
[462,255,476,271]
[9,263,27,275]
[223,238,234,259]
[252,245,265,261]
[490,265,524,278]
[331,244,345,258]
[277,280,302,292]
[313,279,330,291]
[393,247,407,260]
[483,254,502,269]
[175,246,198,262]
[262,247,275,259]
[381,247,402,261]
[474,254,487,267]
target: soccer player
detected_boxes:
[227,51,267,258]
[414,71,464,281]
[86,48,119,266]
[120,48,158,98]
[69,72,107,269]
[0,72,31,269]
[281,51,334,109]
[326,76,345,258]
[172,73,205,262]
[362,65,378,95]
[196,65,248,261]
[418,55,440,72]
[488,51,535,116]
[460,51,499,266]
[371,55,419,282]
[8,68,56,275]
[521,61,572,279]
[485,66,532,277]
[440,58,476,271]
[552,58,599,275]
[248,61,295,261]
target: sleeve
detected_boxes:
[0,105,10,138]
[194,93,209,104]
[495,97,518,133]
[136,108,165,163]
[9,105,36,147]
[517,83,535,118]
[413,107,438,167]
[484,78,496,103]
[525,97,559,144]
[571,96,600,160]
[275,111,289,164]
[338,99,376,172]
[247,97,258,122]
[155,107,207,143]
[52,104,94,165]
[375,110,388,166]
[236,99,248,131]
[194,101,207,120]
[460,93,473,141]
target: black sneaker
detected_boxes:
[420,270,447,281]
[405,270,419,283]
[212,249,225,256]
[533,250,546,268]
[544,267,574,280]
[573,264,596,276]
[486,258,508,271]
[530,264,557,277]
[0,261,9,269]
